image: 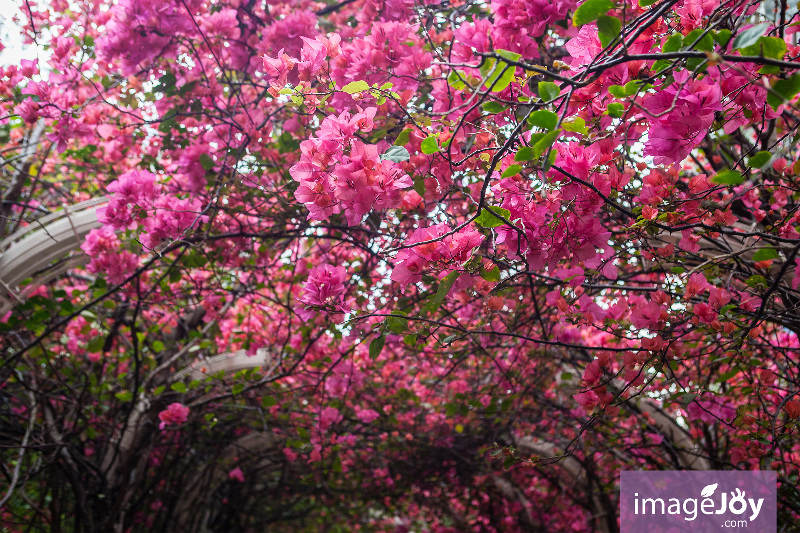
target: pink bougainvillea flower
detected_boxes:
[158,403,190,430]
[228,467,245,482]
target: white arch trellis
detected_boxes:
[0,197,274,379]
[173,348,272,381]
[0,197,108,314]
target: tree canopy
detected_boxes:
[2,0,800,530]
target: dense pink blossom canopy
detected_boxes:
[2,0,800,530]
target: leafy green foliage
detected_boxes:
[475,206,512,228]
[573,0,615,27]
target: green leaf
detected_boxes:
[475,206,511,228]
[662,33,683,53]
[387,315,408,334]
[232,383,245,395]
[199,153,215,171]
[483,101,508,114]
[496,49,522,62]
[485,62,516,92]
[572,0,615,27]
[710,169,744,186]
[178,80,197,96]
[731,22,770,50]
[746,274,767,288]
[740,36,786,60]
[680,392,698,405]
[623,81,640,94]
[652,59,671,72]
[686,56,708,72]
[262,395,278,407]
[421,136,439,154]
[480,57,496,78]
[157,72,176,93]
[481,265,500,282]
[115,391,133,402]
[423,271,461,315]
[501,164,523,178]
[767,74,800,110]
[277,132,300,154]
[341,80,370,93]
[380,146,410,163]
[171,382,187,393]
[403,334,418,347]
[748,151,772,169]
[394,129,411,146]
[545,148,558,171]
[562,116,587,135]
[87,336,104,353]
[597,15,622,48]
[752,247,779,261]
[447,70,467,90]
[606,102,625,117]
[369,335,385,360]
[412,176,426,196]
[533,129,561,158]
[684,28,714,51]
[152,340,165,352]
[608,85,627,98]
[713,29,732,47]
[638,0,657,6]
[528,109,558,130]
[515,146,536,162]
[716,368,740,383]
[538,81,560,102]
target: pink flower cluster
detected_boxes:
[97,0,193,75]
[98,169,207,249]
[643,70,722,166]
[262,34,341,87]
[47,116,94,153]
[711,66,779,135]
[318,406,342,431]
[228,467,245,482]
[390,224,484,289]
[692,287,732,326]
[629,299,666,331]
[491,0,577,39]
[158,402,190,430]
[686,394,736,424]
[325,361,365,397]
[295,264,352,322]
[261,11,319,65]
[493,146,616,277]
[81,227,140,285]
[177,144,214,193]
[331,21,432,93]
[452,18,539,63]
[289,108,413,225]
[139,196,207,249]
[98,169,159,229]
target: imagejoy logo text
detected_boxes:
[621,471,776,532]
[633,483,763,522]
